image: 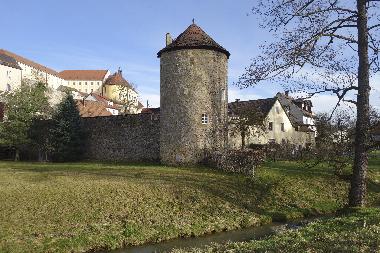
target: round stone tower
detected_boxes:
[157,22,230,165]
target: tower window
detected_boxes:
[268,122,273,131]
[201,114,209,124]
[221,88,226,101]
[281,123,285,132]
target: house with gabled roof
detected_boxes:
[102,68,141,114]
[228,93,316,149]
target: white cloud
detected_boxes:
[139,92,160,108]
[228,86,263,102]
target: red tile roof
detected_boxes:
[104,69,133,88]
[0,49,59,76]
[157,23,230,58]
[59,70,108,81]
[76,100,112,118]
[141,107,160,114]
[88,93,122,110]
[0,52,22,70]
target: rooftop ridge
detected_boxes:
[0,49,59,77]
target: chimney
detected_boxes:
[118,67,122,75]
[166,33,172,46]
[235,99,240,103]
[285,90,289,96]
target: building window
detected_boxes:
[269,139,275,144]
[97,82,100,85]
[221,88,226,101]
[276,107,280,114]
[79,82,81,85]
[201,114,209,124]
[85,82,87,85]
[91,82,93,85]
[73,82,76,85]
[268,122,273,131]
[91,89,93,93]
[6,84,11,91]
[281,123,285,132]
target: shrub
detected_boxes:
[205,149,265,176]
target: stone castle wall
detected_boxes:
[160,49,228,165]
[82,114,160,162]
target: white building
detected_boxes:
[0,49,66,90]
[0,52,22,92]
[58,70,110,94]
[228,94,316,149]
[0,49,142,114]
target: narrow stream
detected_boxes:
[100,219,311,253]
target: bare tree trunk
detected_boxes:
[241,131,246,149]
[349,0,371,207]
[14,149,20,162]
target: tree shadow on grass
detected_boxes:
[6,162,276,214]
[4,161,342,220]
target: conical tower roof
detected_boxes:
[157,23,230,58]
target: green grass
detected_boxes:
[0,156,379,253]
[172,208,380,253]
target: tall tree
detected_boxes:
[0,82,50,161]
[50,94,85,162]
[238,0,379,207]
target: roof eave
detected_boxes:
[157,45,230,58]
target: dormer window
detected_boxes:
[201,114,209,124]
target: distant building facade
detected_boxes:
[102,69,141,114]
[59,70,110,94]
[0,49,66,90]
[0,50,143,115]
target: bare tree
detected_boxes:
[238,0,379,206]
[229,100,267,149]
[117,83,139,114]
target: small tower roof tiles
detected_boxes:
[157,23,230,58]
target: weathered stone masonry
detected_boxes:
[158,23,230,165]
[82,114,160,162]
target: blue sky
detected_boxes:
[1,0,379,112]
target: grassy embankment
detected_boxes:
[0,154,379,252]
[172,208,380,253]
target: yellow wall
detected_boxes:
[102,84,140,113]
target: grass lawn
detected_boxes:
[172,208,380,253]
[0,156,379,253]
